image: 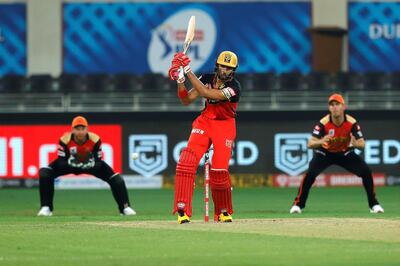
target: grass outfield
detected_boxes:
[0,187,399,265]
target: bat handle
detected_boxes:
[178,66,184,80]
[178,45,189,79]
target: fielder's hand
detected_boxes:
[321,135,332,149]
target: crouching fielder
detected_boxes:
[290,94,384,214]
[168,51,241,224]
[37,116,135,216]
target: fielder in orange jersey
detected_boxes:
[37,116,136,216]
[289,94,384,214]
[168,51,241,224]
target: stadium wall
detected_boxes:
[1,111,399,188]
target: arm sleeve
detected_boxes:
[58,140,69,159]
[56,140,69,168]
[312,123,325,139]
[92,139,103,170]
[351,122,364,139]
[92,139,103,161]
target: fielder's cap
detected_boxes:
[328,93,345,104]
[72,116,88,128]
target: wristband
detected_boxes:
[183,65,192,74]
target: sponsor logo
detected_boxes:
[387,176,400,186]
[225,139,233,148]
[148,8,216,75]
[272,173,385,187]
[191,128,205,135]
[369,23,400,40]
[129,134,168,177]
[272,174,327,188]
[274,133,313,176]
[358,139,400,164]
[173,140,259,166]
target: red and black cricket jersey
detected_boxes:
[57,132,102,162]
[198,73,241,120]
[312,114,364,153]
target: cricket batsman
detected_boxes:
[37,116,136,216]
[168,51,241,223]
[290,93,384,214]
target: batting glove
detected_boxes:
[173,52,191,67]
[168,66,180,81]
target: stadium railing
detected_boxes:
[0,72,399,112]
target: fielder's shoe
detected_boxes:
[218,212,233,223]
[37,206,52,217]
[177,210,190,224]
[122,206,136,216]
[290,205,302,214]
[370,204,384,213]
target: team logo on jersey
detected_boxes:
[70,147,77,155]
[274,133,313,176]
[329,129,335,136]
[128,135,168,178]
[312,125,320,135]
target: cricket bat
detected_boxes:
[178,16,196,79]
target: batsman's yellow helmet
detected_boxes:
[216,51,238,69]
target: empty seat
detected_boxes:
[279,72,302,91]
[386,72,400,90]
[0,74,26,93]
[24,74,55,93]
[85,74,115,92]
[142,73,171,91]
[114,73,144,92]
[303,72,336,91]
[59,74,86,93]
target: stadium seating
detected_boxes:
[0,72,399,112]
[0,72,398,94]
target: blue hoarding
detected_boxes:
[63,2,311,74]
[349,2,400,72]
[0,4,26,76]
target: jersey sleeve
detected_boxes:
[312,122,325,139]
[57,140,69,159]
[92,139,103,161]
[351,122,364,139]
[221,80,241,102]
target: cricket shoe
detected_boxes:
[37,206,52,217]
[218,212,233,223]
[289,205,302,214]
[177,210,190,224]
[370,204,384,214]
[122,207,136,216]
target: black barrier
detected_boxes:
[1,111,399,181]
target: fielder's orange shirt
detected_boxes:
[312,114,364,153]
